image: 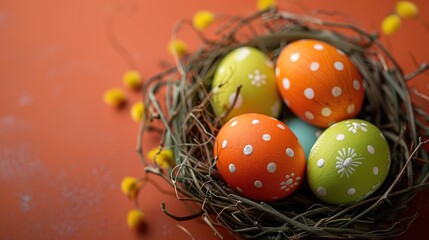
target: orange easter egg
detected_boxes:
[214,113,306,201]
[275,39,364,127]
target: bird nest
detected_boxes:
[137,8,429,239]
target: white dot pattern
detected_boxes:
[254,180,262,188]
[275,67,280,77]
[230,120,238,127]
[262,134,271,141]
[332,87,342,97]
[228,93,243,109]
[347,188,356,195]
[310,62,320,71]
[267,162,277,173]
[290,52,300,62]
[229,164,236,173]
[222,140,228,148]
[317,186,327,196]
[347,104,355,114]
[334,61,344,71]
[373,166,379,175]
[305,111,315,120]
[243,145,253,155]
[282,78,290,90]
[367,145,375,155]
[277,123,285,130]
[314,44,324,50]
[353,79,361,90]
[336,134,345,141]
[317,159,325,168]
[321,107,332,117]
[252,119,260,125]
[286,148,294,157]
[304,88,315,99]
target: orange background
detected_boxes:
[1,0,428,239]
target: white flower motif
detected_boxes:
[234,48,251,62]
[280,173,301,192]
[335,147,365,178]
[248,69,266,87]
[346,121,369,133]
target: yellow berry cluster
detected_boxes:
[103,70,145,123]
[382,1,419,36]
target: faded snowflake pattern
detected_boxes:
[346,121,369,133]
[280,172,301,192]
[234,48,251,62]
[248,69,266,87]
[335,147,365,178]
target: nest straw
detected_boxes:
[137,8,429,239]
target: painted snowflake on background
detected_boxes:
[346,121,369,133]
[248,69,266,87]
[280,172,301,192]
[335,147,364,178]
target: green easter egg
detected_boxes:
[307,119,390,205]
[211,47,281,122]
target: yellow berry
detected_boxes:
[127,209,144,228]
[123,70,142,90]
[103,88,126,107]
[257,0,276,11]
[168,39,187,58]
[396,1,418,19]
[120,177,139,198]
[130,101,145,123]
[146,147,175,168]
[193,11,215,31]
[381,15,401,36]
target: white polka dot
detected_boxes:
[321,107,332,117]
[252,119,260,125]
[373,166,379,175]
[236,187,243,193]
[304,88,315,99]
[353,79,361,90]
[282,78,290,90]
[336,134,345,141]
[290,52,300,62]
[285,179,293,185]
[230,120,238,127]
[314,44,324,50]
[347,188,356,195]
[317,159,325,168]
[228,93,243,109]
[367,145,375,155]
[254,180,262,188]
[305,111,315,120]
[334,61,344,71]
[229,164,236,173]
[262,134,271,141]
[218,66,225,74]
[277,123,285,130]
[347,104,355,114]
[317,186,327,196]
[337,49,345,56]
[243,145,253,156]
[267,162,277,173]
[310,62,320,71]
[286,148,294,157]
[332,87,342,97]
[296,176,301,181]
[222,140,228,148]
[275,67,280,77]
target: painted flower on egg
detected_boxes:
[275,39,365,127]
[211,47,281,122]
[214,113,306,201]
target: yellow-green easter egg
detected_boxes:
[307,119,390,205]
[211,47,281,122]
